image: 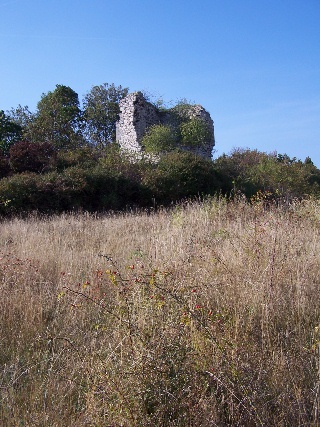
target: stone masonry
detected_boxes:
[116,92,215,159]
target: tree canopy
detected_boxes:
[34,84,84,150]
[0,110,22,155]
[83,83,128,147]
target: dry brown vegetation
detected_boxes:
[1,198,320,426]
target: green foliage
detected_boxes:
[1,144,320,216]
[0,172,41,214]
[33,85,84,150]
[215,148,320,200]
[214,148,270,195]
[98,143,145,184]
[142,124,177,154]
[0,162,152,215]
[143,151,221,204]
[180,117,212,149]
[170,100,195,120]
[159,102,194,133]
[0,110,22,155]
[55,147,99,171]
[251,156,320,199]
[83,83,128,147]
[145,101,213,154]
[7,105,34,133]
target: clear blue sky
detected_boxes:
[1,0,320,165]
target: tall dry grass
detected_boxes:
[0,198,320,426]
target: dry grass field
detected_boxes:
[1,197,320,426]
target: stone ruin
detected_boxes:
[116,92,215,159]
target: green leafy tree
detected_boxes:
[0,110,22,155]
[276,153,297,164]
[55,146,99,171]
[8,105,34,130]
[142,124,177,154]
[7,105,37,146]
[33,85,84,150]
[83,83,129,147]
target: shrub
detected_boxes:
[0,151,10,178]
[0,172,40,215]
[215,148,320,200]
[180,117,213,149]
[55,146,99,171]
[0,164,153,215]
[142,124,177,154]
[9,140,55,173]
[143,151,221,204]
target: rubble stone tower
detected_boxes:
[116,92,215,158]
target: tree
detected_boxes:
[8,105,34,130]
[142,124,177,154]
[83,83,129,147]
[0,110,22,155]
[34,85,84,150]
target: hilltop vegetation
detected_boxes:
[1,83,320,216]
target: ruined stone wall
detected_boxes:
[116,92,215,159]
[168,104,215,158]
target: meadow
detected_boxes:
[0,197,320,426]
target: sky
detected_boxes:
[1,0,320,165]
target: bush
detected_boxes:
[55,146,99,171]
[9,140,55,173]
[0,152,10,178]
[142,124,177,154]
[215,148,320,200]
[0,164,153,216]
[0,172,41,215]
[143,151,221,204]
[180,117,213,149]
[85,166,151,211]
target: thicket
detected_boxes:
[1,83,320,216]
[0,144,319,216]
